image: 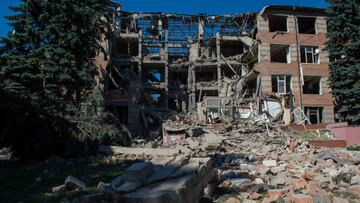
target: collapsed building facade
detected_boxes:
[95,5,335,136]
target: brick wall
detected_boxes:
[256,9,335,123]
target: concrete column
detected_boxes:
[164,28,169,109]
[138,30,143,77]
[216,33,222,92]
[188,64,196,111]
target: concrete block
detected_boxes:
[65,175,86,190]
[263,160,277,167]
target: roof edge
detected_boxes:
[259,5,326,16]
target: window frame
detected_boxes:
[272,75,292,94]
[300,45,320,64]
[304,106,323,124]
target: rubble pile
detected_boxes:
[203,130,360,203]
[75,114,360,203]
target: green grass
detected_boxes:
[347,146,360,151]
[0,157,131,203]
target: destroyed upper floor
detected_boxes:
[106,5,327,63]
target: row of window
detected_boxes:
[269,45,320,64]
[268,15,317,34]
[271,75,321,95]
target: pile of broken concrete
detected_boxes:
[78,125,360,203]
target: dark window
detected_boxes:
[305,107,323,124]
[298,17,316,34]
[270,44,290,63]
[303,76,321,94]
[271,75,291,94]
[269,15,288,32]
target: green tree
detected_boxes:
[1,0,115,113]
[0,0,130,158]
[326,0,360,124]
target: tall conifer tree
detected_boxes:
[1,0,114,113]
[326,0,360,124]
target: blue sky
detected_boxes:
[0,0,328,37]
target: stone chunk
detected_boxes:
[110,175,125,189]
[315,150,346,164]
[125,162,153,182]
[98,145,179,156]
[270,164,286,174]
[52,184,67,193]
[123,173,203,203]
[290,194,313,203]
[146,165,178,184]
[332,197,349,203]
[203,133,225,149]
[267,189,286,202]
[185,138,200,149]
[224,197,241,203]
[170,161,199,178]
[263,160,277,167]
[242,200,257,203]
[230,178,251,186]
[186,127,204,137]
[65,175,86,190]
[255,178,265,184]
[347,185,360,197]
[312,194,331,203]
[269,174,286,186]
[128,161,153,172]
[96,182,111,193]
[116,182,141,193]
[150,156,175,167]
[350,175,360,185]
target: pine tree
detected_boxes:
[1,0,115,113]
[326,0,360,124]
[0,0,130,158]
[0,0,45,98]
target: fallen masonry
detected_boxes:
[73,119,360,203]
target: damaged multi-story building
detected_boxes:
[95,4,335,136]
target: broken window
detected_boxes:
[221,41,244,57]
[270,44,291,63]
[298,17,316,34]
[117,41,139,56]
[269,15,288,32]
[305,107,323,124]
[300,46,319,64]
[272,75,291,94]
[303,76,321,94]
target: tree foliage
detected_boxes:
[326,0,360,124]
[1,0,113,111]
[0,0,130,158]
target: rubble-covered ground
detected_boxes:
[79,120,360,203]
[2,121,360,203]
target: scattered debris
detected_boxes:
[65,175,86,191]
